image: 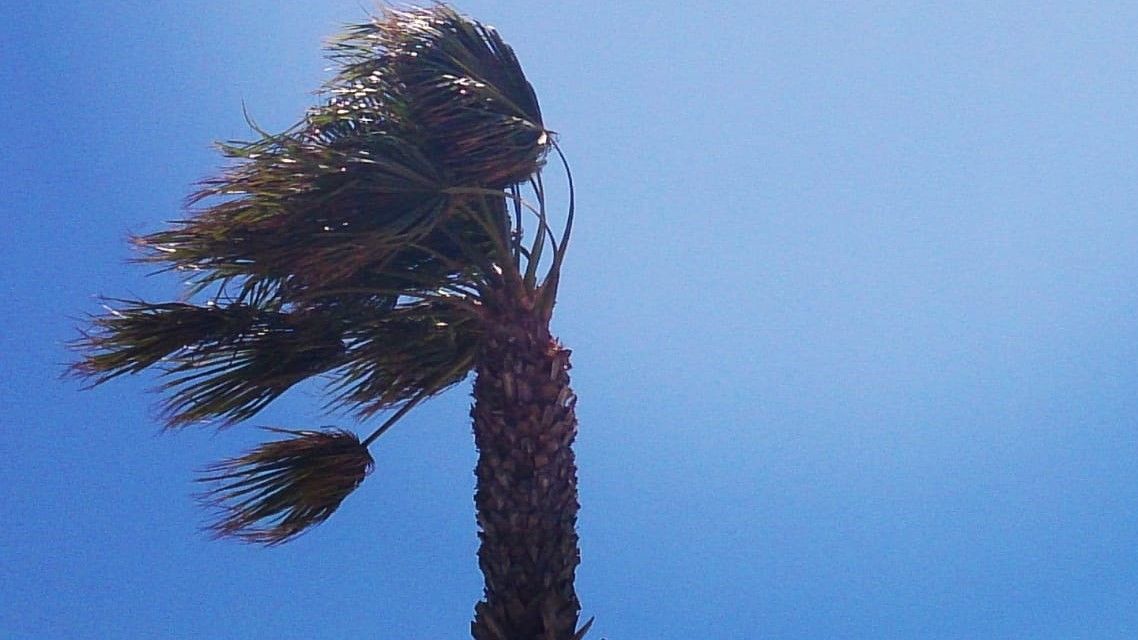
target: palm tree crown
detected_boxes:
[76,4,566,538]
[74,7,587,637]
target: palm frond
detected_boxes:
[72,299,348,428]
[331,6,548,187]
[330,300,480,417]
[128,6,554,315]
[156,323,345,428]
[198,428,373,545]
[70,300,263,385]
[137,131,457,294]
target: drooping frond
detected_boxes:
[198,428,373,545]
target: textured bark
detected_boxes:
[470,297,582,640]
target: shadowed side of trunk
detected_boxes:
[470,298,582,640]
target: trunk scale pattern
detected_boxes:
[471,298,583,640]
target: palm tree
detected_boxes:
[71,6,590,639]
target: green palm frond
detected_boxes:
[198,428,373,544]
[73,294,481,429]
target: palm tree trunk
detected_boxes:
[470,295,582,640]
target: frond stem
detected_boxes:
[535,141,575,318]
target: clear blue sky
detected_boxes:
[4,2,1138,638]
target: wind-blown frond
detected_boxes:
[331,6,547,187]
[71,300,264,385]
[331,301,480,417]
[139,129,458,298]
[73,299,347,427]
[155,323,346,428]
[136,6,550,307]
[198,428,373,545]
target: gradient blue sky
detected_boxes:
[4,2,1138,638]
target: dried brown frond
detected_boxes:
[198,428,373,545]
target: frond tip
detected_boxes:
[198,428,373,545]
